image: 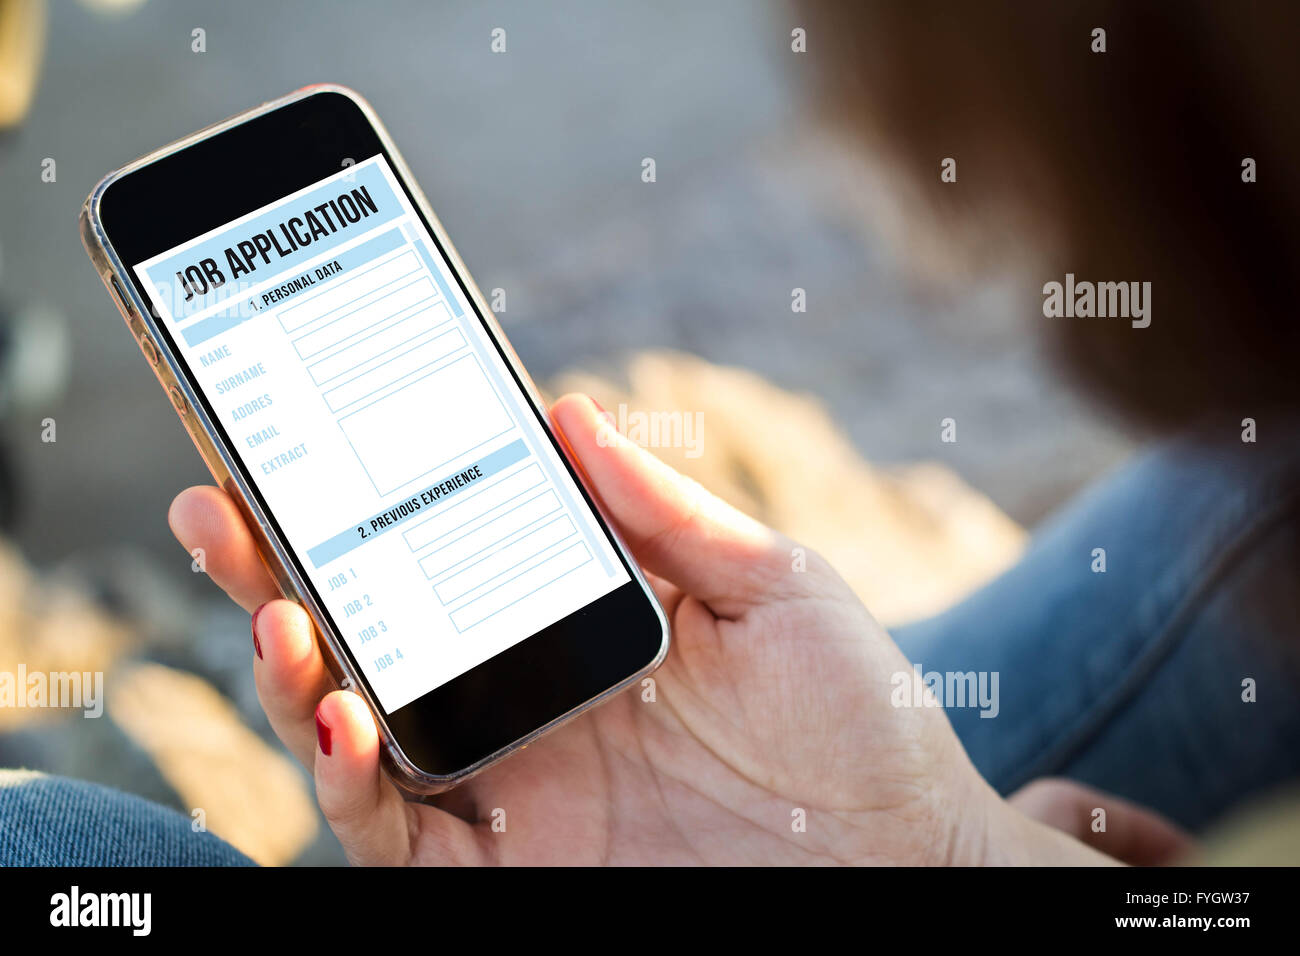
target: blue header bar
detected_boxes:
[180,227,407,347]
[306,440,531,568]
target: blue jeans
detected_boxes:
[3,427,1299,863]
[894,422,1300,831]
[0,770,253,865]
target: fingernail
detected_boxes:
[589,395,616,429]
[250,602,267,659]
[315,708,333,756]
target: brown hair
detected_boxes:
[803,1,1300,428]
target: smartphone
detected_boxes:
[80,85,669,795]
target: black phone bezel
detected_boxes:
[96,89,666,778]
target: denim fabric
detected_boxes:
[894,424,1300,831]
[0,770,254,866]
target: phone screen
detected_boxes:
[130,155,630,714]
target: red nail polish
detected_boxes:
[589,394,606,415]
[315,709,333,756]
[250,603,267,659]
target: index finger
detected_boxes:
[169,485,280,613]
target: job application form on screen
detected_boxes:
[133,156,628,712]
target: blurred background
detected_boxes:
[0,0,1133,863]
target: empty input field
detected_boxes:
[308,302,455,386]
[337,355,512,495]
[293,277,434,359]
[433,515,577,604]
[419,490,561,579]
[403,463,546,552]
[279,250,419,334]
[323,328,467,412]
[450,542,592,632]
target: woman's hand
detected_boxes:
[169,393,1115,865]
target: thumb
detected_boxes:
[550,393,790,618]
